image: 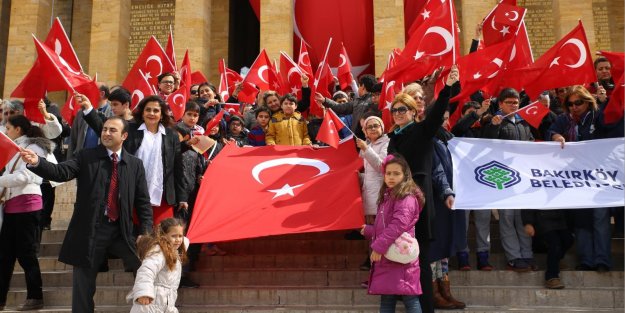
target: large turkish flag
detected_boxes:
[187,141,364,243]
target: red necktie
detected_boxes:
[107,153,119,221]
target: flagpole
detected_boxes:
[450,0,456,64]
[503,100,538,118]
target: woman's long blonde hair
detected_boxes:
[136,218,188,271]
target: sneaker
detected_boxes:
[179,276,199,288]
[360,280,369,288]
[507,259,531,272]
[16,298,43,311]
[456,251,471,271]
[476,251,494,271]
[524,258,539,271]
[545,278,565,289]
[596,264,610,273]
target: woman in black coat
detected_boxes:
[386,66,459,313]
[80,94,187,226]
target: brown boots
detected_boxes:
[433,278,466,310]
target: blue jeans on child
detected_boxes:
[380,295,422,313]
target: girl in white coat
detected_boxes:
[356,115,389,272]
[127,218,188,313]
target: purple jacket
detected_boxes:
[363,192,422,295]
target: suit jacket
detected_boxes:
[29,145,153,267]
[83,110,188,204]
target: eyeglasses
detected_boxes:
[190,90,198,95]
[567,99,586,107]
[390,106,409,115]
[3,110,16,116]
[160,80,175,85]
[365,124,382,130]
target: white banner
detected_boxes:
[448,138,625,210]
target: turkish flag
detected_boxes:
[517,101,550,129]
[187,141,364,243]
[191,71,209,85]
[204,109,225,132]
[237,82,260,104]
[316,109,344,148]
[61,76,101,126]
[522,21,596,99]
[44,17,83,73]
[482,2,526,47]
[223,103,241,115]
[404,0,427,40]
[125,68,157,111]
[167,81,188,121]
[508,21,534,69]
[218,59,230,102]
[244,49,274,91]
[0,132,20,171]
[297,41,314,79]
[165,26,177,70]
[384,0,459,83]
[378,80,398,131]
[22,98,46,124]
[179,50,192,88]
[597,51,625,80]
[122,36,175,91]
[337,43,354,90]
[603,74,624,124]
[279,52,305,98]
[450,39,515,103]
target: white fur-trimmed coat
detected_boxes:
[126,237,189,313]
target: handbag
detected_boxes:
[0,157,21,232]
[381,202,420,264]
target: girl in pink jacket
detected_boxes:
[361,154,424,313]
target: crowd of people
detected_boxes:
[0,38,622,313]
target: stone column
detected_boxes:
[373,0,404,76]
[88,0,131,86]
[175,0,212,83]
[71,1,93,73]
[260,0,293,63]
[209,0,229,84]
[460,0,497,55]
[552,0,596,53]
[4,0,53,96]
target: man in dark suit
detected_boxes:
[21,116,153,313]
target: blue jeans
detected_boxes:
[380,295,422,313]
[575,207,612,268]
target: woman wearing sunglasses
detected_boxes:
[548,85,611,274]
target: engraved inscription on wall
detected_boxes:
[518,0,555,58]
[592,0,610,51]
[128,0,175,69]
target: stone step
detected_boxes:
[0,305,622,313]
[9,269,623,289]
[6,286,623,308]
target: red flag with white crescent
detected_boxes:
[316,109,344,148]
[337,43,354,90]
[122,36,175,91]
[0,131,20,171]
[44,17,83,73]
[187,141,363,243]
[516,101,550,129]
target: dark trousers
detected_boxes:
[417,235,433,313]
[40,182,55,228]
[0,211,43,303]
[72,220,140,313]
[543,229,574,280]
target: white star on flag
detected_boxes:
[421,10,430,20]
[267,183,304,199]
[499,25,510,37]
[550,57,561,68]
[414,51,424,60]
[473,72,482,79]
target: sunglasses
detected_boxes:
[160,80,175,85]
[190,90,198,95]
[567,99,586,107]
[390,106,410,114]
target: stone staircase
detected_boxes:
[5,181,625,312]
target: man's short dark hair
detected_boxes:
[497,87,520,102]
[106,116,129,134]
[255,106,271,118]
[358,74,377,93]
[158,72,176,83]
[99,85,110,98]
[594,56,610,69]
[108,87,131,105]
